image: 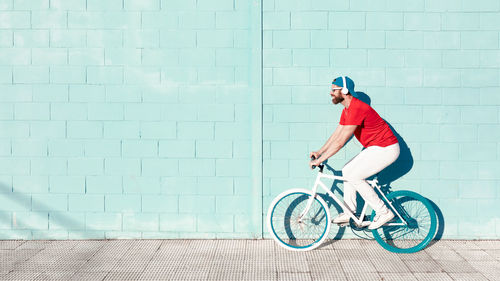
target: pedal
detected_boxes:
[336,222,349,227]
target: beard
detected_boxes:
[332,95,344,104]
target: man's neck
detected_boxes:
[341,95,354,108]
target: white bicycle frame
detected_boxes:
[299,169,407,228]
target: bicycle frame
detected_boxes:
[299,169,407,227]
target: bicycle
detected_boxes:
[266,159,437,253]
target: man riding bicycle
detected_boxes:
[309,76,400,230]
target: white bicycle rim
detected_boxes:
[266,188,331,252]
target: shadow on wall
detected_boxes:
[0,183,87,239]
[341,91,444,241]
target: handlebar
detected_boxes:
[311,156,324,173]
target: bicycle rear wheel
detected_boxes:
[372,190,437,253]
[267,189,331,251]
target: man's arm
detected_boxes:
[317,125,343,155]
[313,125,357,165]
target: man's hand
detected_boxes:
[309,151,320,160]
[309,159,321,170]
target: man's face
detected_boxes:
[330,85,344,104]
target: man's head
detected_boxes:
[330,76,356,105]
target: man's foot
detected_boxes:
[333,213,350,224]
[368,210,394,230]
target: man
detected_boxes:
[309,76,400,230]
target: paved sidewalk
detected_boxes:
[0,239,499,281]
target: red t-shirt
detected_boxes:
[339,98,398,148]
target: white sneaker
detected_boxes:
[368,211,394,230]
[333,213,350,224]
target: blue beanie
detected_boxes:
[332,76,357,98]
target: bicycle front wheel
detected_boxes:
[372,190,437,253]
[267,189,331,251]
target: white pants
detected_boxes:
[341,143,400,214]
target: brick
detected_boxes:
[480,13,500,30]
[216,195,250,214]
[106,49,142,66]
[0,31,12,47]
[179,159,215,176]
[291,12,327,29]
[215,159,250,177]
[30,158,67,176]
[177,122,214,140]
[13,66,49,84]
[462,0,500,12]
[178,49,215,67]
[49,176,85,194]
[366,12,403,30]
[386,68,422,87]
[50,0,85,10]
[331,49,367,67]
[398,124,439,142]
[404,88,442,105]
[48,212,85,230]
[51,103,86,120]
[122,140,158,157]
[480,87,500,105]
[423,32,460,49]
[161,177,197,195]
[160,214,196,232]
[101,122,137,139]
[14,30,49,48]
[273,68,309,85]
[460,143,496,161]
[423,106,460,124]
[292,49,329,67]
[123,213,159,231]
[161,0,196,10]
[421,143,458,161]
[216,49,249,66]
[404,13,440,31]
[197,177,233,195]
[0,48,30,65]
[263,11,289,30]
[442,88,480,106]
[197,104,234,121]
[273,31,310,48]
[477,161,500,180]
[177,86,215,104]
[0,67,12,83]
[0,11,30,28]
[140,121,176,139]
[159,140,195,158]
[264,49,292,68]
[197,214,233,232]
[124,0,159,10]
[104,158,141,176]
[87,0,122,11]
[125,66,162,84]
[87,176,122,194]
[87,30,123,47]
[0,193,30,211]
[142,195,177,212]
[442,13,480,30]
[443,51,479,68]
[328,12,365,30]
[50,30,86,48]
[461,106,498,124]
[14,212,48,230]
[142,49,178,66]
[32,48,67,65]
[68,158,104,176]
[386,31,423,49]
[68,195,104,212]
[461,68,499,87]
[106,86,141,102]
[195,141,232,158]
[105,195,141,212]
[160,31,196,48]
[196,0,233,10]
[179,11,215,29]
[0,159,29,176]
[33,85,68,102]
[441,125,477,142]
[462,31,499,49]
[423,69,461,87]
[215,122,250,140]
[349,31,385,49]
[142,159,178,176]
[69,12,141,29]
[124,177,161,194]
[12,140,47,156]
[87,66,123,84]
[67,121,103,139]
[311,31,348,48]
[0,140,11,156]
[124,104,161,121]
[440,161,477,180]
[70,85,105,102]
[14,103,49,120]
[459,181,496,199]
[84,140,120,157]
[50,66,86,84]
[274,0,313,10]
[198,67,234,85]
[32,194,67,211]
[85,213,121,231]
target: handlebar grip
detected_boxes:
[311,155,317,169]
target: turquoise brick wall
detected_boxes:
[0,0,499,240]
